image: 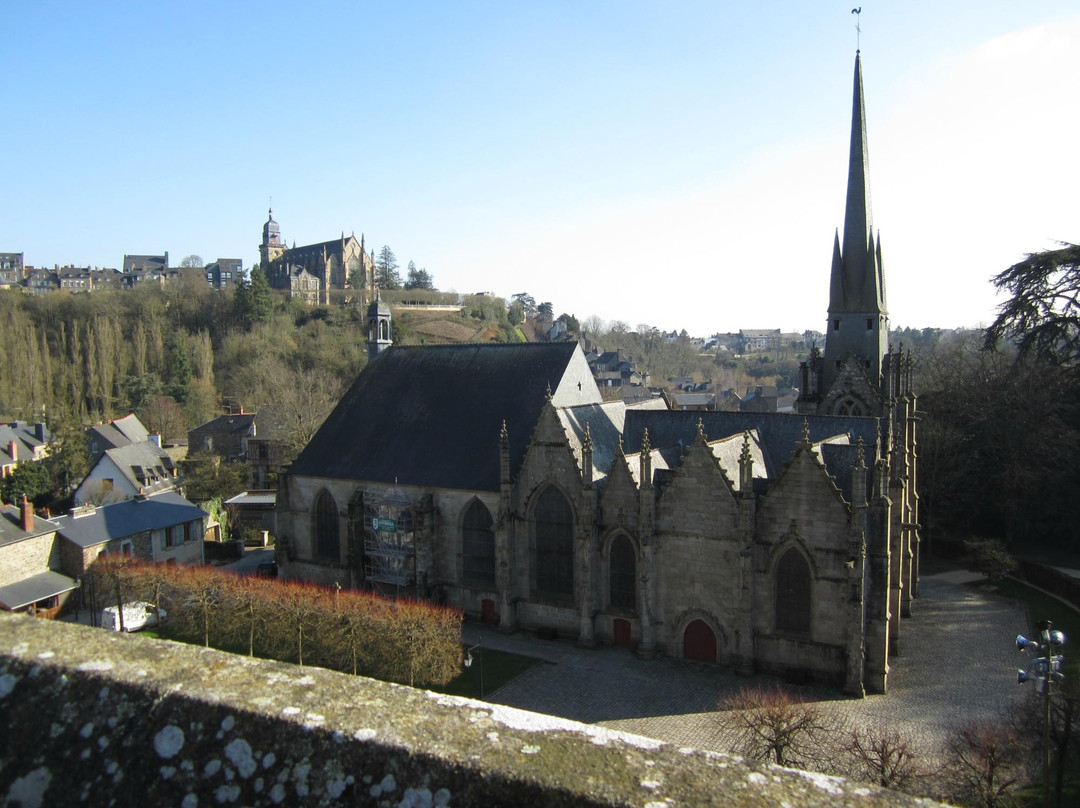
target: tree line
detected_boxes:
[88,557,463,688]
[713,681,1071,807]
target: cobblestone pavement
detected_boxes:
[462,566,1032,754]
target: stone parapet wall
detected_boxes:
[0,614,940,807]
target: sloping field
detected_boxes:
[397,310,486,343]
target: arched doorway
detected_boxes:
[683,619,718,662]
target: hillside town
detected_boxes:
[2,13,1078,806]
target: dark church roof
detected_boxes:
[622,409,879,497]
[289,343,593,491]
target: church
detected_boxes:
[275,52,918,696]
[259,209,375,305]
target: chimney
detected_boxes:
[149,432,162,448]
[34,422,45,442]
[20,496,34,532]
[7,441,16,463]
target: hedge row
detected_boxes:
[91,558,463,687]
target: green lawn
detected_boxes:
[436,646,547,700]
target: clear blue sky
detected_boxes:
[4,2,1077,336]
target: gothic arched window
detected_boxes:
[533,486,574,600]
[462,500,496,587]
[775,547,811,635]
[314,489,340,562]
[609,535,636,611]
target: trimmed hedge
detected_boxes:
[90,558,463,687]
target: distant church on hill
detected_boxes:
[275,51,918,696]
[259,209,376,305]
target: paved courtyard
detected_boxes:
[462,564,1032,754]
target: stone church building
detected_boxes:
[275,52,918,696]
[259,209,375,305]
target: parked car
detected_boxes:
[100,601,166,632]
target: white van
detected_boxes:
[100,601,165,632]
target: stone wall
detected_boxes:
[0,531,59,588]
[0,614,938,807]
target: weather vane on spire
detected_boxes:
[851,7,862,52]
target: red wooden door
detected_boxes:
[613,618,632,647]
[481,598,497,625]
[683,619,717,662]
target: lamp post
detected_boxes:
[464,635,484,700]
[1017,619,1066,807]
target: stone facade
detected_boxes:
[276,52,919,696]
[259,209,375,305]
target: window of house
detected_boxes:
[533,486,574,600]
[775,547,811,635]
[609,535,636,610]
[165,524,184,549]
[461,500,496,587]
[314,489,340,562]
[833,319,840,331]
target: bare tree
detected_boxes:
[263,367,344,462]
[139,395,186,444]
[842,722,924,791]
[272,580,326,666]
[90,556,136,631]
[171,565,223,647]
[222,575,273,657]
[942,718,1030,808]
[180,254,204,268]
[583,315,606,338]
[715,684,844,769]
[327,591,383,676]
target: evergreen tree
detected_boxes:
[405,261,435,290]
[235,267,273,329]
[376,246,402,289]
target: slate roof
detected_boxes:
[190,413,256,437]
[0,570,76,610]
[622,409,879,501]
[290,343,597,491]
[81,441,179,499]
[225,491,277,508]
[123,254,168,272]
[53,491,207,549]
[88,414,149,454]
[0,505,62,547]
[0,422,50,462]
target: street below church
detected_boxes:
[463,561,1030,757]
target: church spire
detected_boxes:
[820,50,890,397]
[833,51,884,316]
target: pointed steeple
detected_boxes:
[820,51,890,399]
[831,51,885,316]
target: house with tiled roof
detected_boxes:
[87,413,150,463]
[77,414,179,505]
[0,421,50,477]
[0,490,207,617]
[188,412,256,460]
[0,498,70,616]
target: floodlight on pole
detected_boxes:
[1016,620,1067,807]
